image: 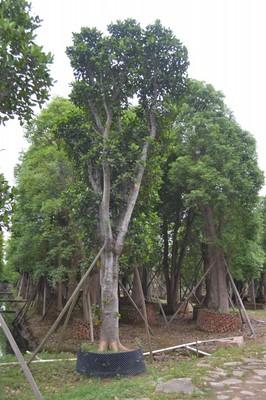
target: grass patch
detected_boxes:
[0,343,265,400]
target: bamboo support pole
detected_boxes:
[0,314,43,400]
[225,265,255,337]
[42,280,47,318]
[156,296,168,327]
[87,287,94,343]
[142,336,241,356]
[168,263,214,326]
[55,293,78,353]
[134,266,153,363]
[27,244,106,365]
[118,280,155,336]
[185,345,210,356]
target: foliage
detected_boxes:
[6,103,80,285]
[259,196,266,270]
[0,173,16,231]
[169,79,264,280]
[0,231,3,280]
[0,0,53,124]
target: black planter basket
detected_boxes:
[76,347,146,377]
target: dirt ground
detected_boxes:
[23,307,266,357]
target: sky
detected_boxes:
[0,0,266,193]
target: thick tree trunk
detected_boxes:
[99,247,126,351]
[93,107,157,351]
[201,204,229,312]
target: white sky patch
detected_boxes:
[1,0,266,193]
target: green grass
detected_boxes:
[0,351,209,400]
[0,342,265,400]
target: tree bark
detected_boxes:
[99,248,127,351]
[163,211,193,314]
[132,265,144,307]
[89,270,101,305]
[263,271,266,303]
[201,204,229,312]
[57,281,63,311]
[82,277,90,323]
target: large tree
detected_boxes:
[66,19,188,350]
[170,80,264,312]
[6,99,81,304]
[0,0,53,124]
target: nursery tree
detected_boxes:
[158,160,197,313]
[170,80,264,312]
[0,0,53,124]
[7,100,83,308]
[66,19,188,350]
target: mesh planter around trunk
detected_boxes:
[76,347,146,377]
[196,308,241,333]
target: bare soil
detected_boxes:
[24,308,266,357]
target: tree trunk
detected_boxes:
[89,270,101,305]
[57,281,63,311]
[201,204,229,312]
[67,259,78,300]
[82,277,90,323]
[94,107,157,351]
[132,265,144,307]
[143,267,152,302]
[263,271,266,303]
[99,248,126,351]
[163,220,178,314]
[163,212,193,314]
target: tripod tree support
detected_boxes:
[168,263,214,326]
[0,314,43,400]
[225,263,255,337]
[28,244,106,365]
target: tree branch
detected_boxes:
[115,110,157,254]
